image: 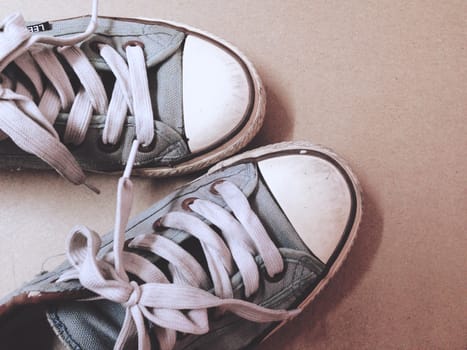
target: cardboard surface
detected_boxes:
[0,1,466,349]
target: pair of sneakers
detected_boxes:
[0,2,363,350]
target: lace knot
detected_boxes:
[124,280,142,308]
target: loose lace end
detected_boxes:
[123,139,140,178]
[84,181,100,194]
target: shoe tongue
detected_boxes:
[28,16,185,70]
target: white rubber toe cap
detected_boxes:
[183,35,251,153]
[258,154,353,263]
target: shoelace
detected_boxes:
[0,0,155,191]
[57,140,300,350]
[4,2,300,348]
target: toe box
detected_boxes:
[182,35,251,153]
[258,151,355,264]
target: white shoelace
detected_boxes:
[0,0,155,191]
[3,3,300,348]
[57,140,300,350]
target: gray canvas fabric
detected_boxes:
[48,248,321,350]
[0,162,325,349]
[155,48,184,135]
[0,117,188,171]
[0,16,188,172]
[41,17,186,71]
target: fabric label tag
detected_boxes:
[27,21,52,33]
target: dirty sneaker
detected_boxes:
[0,141,362,350]
[0,0,265,190]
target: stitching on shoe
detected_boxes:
[157,141,186,162]
[291,258,306,299]
[48,308,83,350]
[260,258,317,309]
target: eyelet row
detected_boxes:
[66,137,156,154]
[151,196,198,232]
[151,179,227,230]
[209,180,225,195]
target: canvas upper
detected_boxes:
[0,6,264,186]
[0,141,362,350]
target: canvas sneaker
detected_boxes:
[0,141,362,350]
[0,0,265,191]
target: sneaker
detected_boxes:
[0,141,362,350]
[0,0,265,190]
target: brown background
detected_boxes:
[0,1,466,349]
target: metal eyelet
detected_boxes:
[264,260,287,283]
[152,218,165,232]
[89,40,106,54]
[181,197,197,212]
[138,137,156,153]
[97,137,121,153]
[209,180,225,195]
[122,40,145,51]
